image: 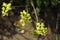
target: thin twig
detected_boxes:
[30,1,38,22]
[55,13,59,40]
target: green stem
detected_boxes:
[55,13,59,40]
[30,1,38,22]
[25,5,28,12]
[25,0,29,12]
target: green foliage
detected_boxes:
[31,22,47,37]
[2,2,12,16]
[19,10,32,29]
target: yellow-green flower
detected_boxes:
[3,2,7,7]
[2,2,12,16]
[41,23,44,27]
[34,22,47,36]
[23,10,26,14]
[36,22,40,27]
[19,10,32,30]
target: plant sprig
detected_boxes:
[30,0,47,37]
[19,10,32,29]
[2,2,12,16]
[31,22,47,37]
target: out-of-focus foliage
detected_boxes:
[12,0,59,13]
[12,0,59,6]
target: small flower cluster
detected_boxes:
[19,10,32,28]
[2,2,12,16]
[32,22,47,37]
